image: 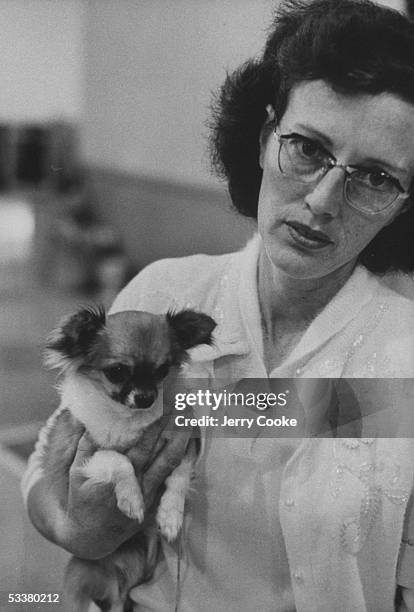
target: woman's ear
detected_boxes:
[259,104,276,169]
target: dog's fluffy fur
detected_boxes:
[41,306,216,612]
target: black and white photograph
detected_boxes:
[1,1,414,610]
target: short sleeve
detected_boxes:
[109,260,186,316]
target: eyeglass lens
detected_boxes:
[278,137,399,213]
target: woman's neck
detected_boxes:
[258,248,355,330]
[257,247,356,371]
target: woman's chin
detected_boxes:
[262,236,330,280]
[262,239,356,284]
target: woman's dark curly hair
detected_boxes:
[210,0,414,273]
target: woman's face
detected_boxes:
[258,80,414,281]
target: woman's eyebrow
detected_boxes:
[292,124,333,148]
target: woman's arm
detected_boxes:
[25,415,190,560]
[26,428,141,559]
[26,474,139,560]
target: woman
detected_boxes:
[24,1,414,610]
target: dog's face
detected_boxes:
[46,307,216,410]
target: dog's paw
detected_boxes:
[156,492,185,542]
[115,482,145,521]
[118,495,145,521]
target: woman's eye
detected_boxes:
[156,364,170,379]
[103,364,130,384]
[353,169,392,191]
[289,137,323,162]
[298,139,319,159]
[367,171,388,188]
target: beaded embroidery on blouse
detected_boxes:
[295,302,389,377]
[331,439,410,555]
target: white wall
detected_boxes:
[0,0,84,122]
[82,0,276,187]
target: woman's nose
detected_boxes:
[304,168,344,218]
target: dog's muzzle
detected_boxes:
[129,389,157,410]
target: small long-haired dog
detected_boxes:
[41,306,216,612]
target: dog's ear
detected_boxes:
[46,306,106,363]
[167,310,216,350]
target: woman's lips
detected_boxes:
[285,221,333,250]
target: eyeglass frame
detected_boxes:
[273,127,411,216]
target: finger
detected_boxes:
[142,432,190,504]
[71,432,97,469]
[126,418,167,473]
[50,410,86,470]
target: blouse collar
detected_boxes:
[192,233,384,369]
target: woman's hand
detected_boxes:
[27,413,190,560]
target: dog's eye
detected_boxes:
[156,364,170,379]
[103,364,130,384]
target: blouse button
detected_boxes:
[293,571,304,584]
[284,497,295,508]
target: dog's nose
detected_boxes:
[133,391,156,409]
